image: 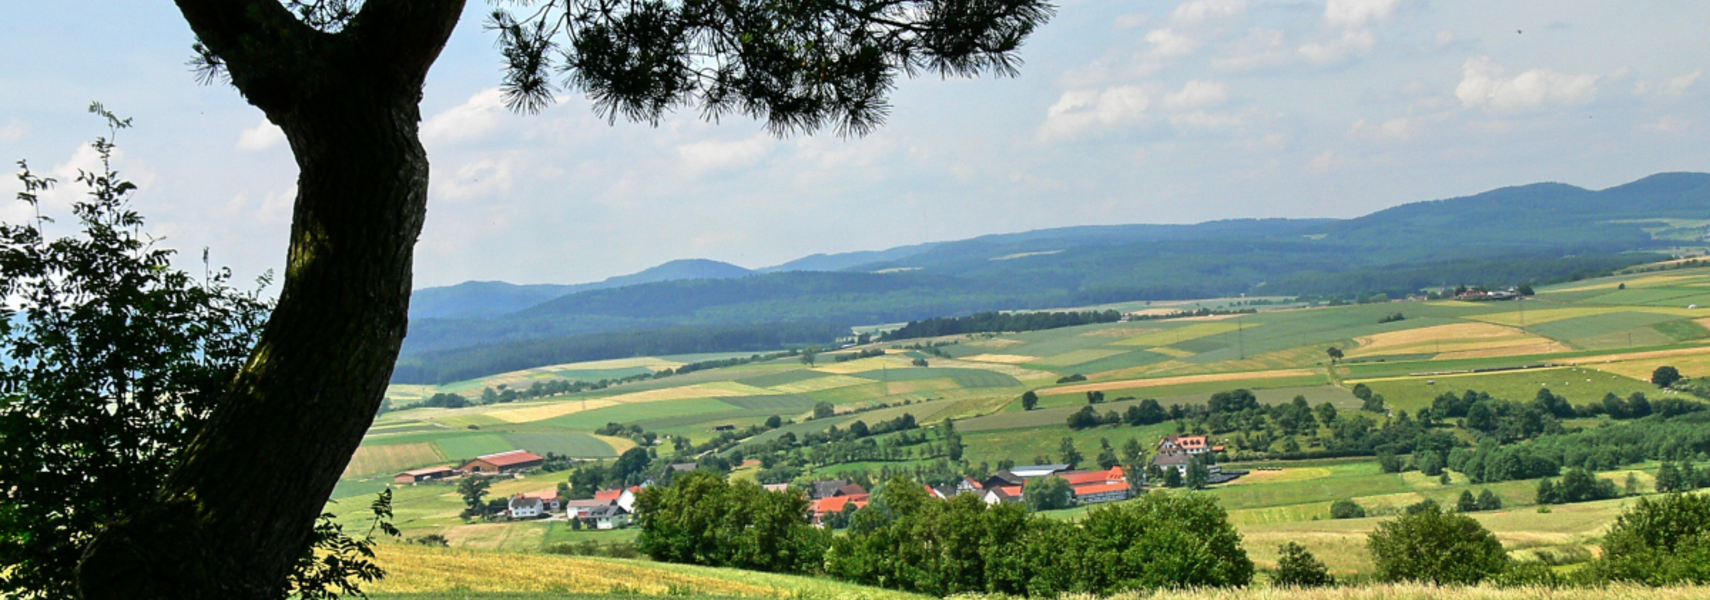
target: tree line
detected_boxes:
[884,310,1123,341]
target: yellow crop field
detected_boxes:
[369,544,929,599]
[1049,368,1319,394]
[482,398,622,424]
[812,355,914,374]
[1028,348,1130,366]
[1560,345,1710,369]
[886,377,962,395]
[484,381,776,424]
[1348,323,1568,358]
[962,353,1039,364]
[343,442,443,478]
[1114,321,1255,347]
[767,374,874,393]
[438,521,550,551]
[1595,352,1710,381]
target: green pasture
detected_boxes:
[1354,366,1657,414]
[433,434,516,461]
[958,421,1177,467]
[848,367,1022,388]
[1527,311,1683,347]
[734,369,829,388]
[499,432,616,457]
[1026,373,1330,412]
[539,397,739,430]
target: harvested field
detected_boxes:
[1047,368,1319,395]
[1347,322,1565,358]
[1148,346,1195,358]
[1027,348,1131,367]
[961,353,1039,364]
[487,382,774,424]
[343,442,443,478]
[438,522,550,552]
[1112,322,1253,347]
[885,378,961,395]
[766,374,874,394]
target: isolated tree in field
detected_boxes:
[1652,365,1684,388]
[1020,390,1040,410]
[458,476,491,516]
[1457,490,1479,512]
[1326,346,1343,363]
[76,0,1052,594]
[1351,382,1371,401]
[1477,489,1503,511]
[1122,437,1144,463]
[1272,542,1334,587]
[1097,439,1120,470]
[814,401,837,420]
[1330,499,1365,519]
[1367,503,1508,584]
[801,347,819,366]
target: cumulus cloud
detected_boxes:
[1164,80,1229,109]
[235,118,285,152]
[1661,70,1702,96]
[421,88,509,146]
[1456,56,1599,112]
[1324,0,1400,28]
[1171,0,1246,24]
[1213,27,1290,71]
[1299,30,1375,64]
[1038,86,1150,141]
[1146,28,1200,58]
[677,135,773,175]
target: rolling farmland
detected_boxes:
[349,262,1710,581]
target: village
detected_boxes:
[391,435,1247,528]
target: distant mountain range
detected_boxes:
[393,172,1710,384]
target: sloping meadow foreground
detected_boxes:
[364,543,1710,600]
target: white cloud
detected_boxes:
[1661,70,1703,96]
[1307,150,1343,174]
[1171,0,1246,24]
[1324,0,1400,29]
[433,156,518,201]
[1164,80,1229,110]
[1039,86,1150,141]
[421,88,509,146]
[1298,30,1375,64]
[1146,28,1200,58]
[1455,56,1599,112]
[1434,30,1455,46]
[235,118,284,152]
[1349,116,1422,142]
[0,118,23,142]
[677,135,773,175]
[1169,110,1246,133]
[1213,28,1290,71]
[1642,116,1690,133]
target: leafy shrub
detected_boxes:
[1272,542,1333,587]
[1330,499,1366,519]
[1593,493,1710,585]
[635,471,827,574]
[1367,503,1508,584]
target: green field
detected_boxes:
[432,434,516,461]
[498,433,617,457]
[1354,366,1659,413]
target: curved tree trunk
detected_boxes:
[78,1,464,598]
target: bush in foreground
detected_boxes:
[1272,542,1333,587]
[1593,493,1710,585]
[635,471,828,574]
[1368,502,1508,585]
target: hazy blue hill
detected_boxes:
[408,281,577,319]
[409,259,751,319]
[396,172,1707,382]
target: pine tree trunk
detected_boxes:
[77,1,464,596]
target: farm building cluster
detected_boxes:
[394,436,1244,527]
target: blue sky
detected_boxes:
[2,1,1707,288]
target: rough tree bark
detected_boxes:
[77,1,465,598]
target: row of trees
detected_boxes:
[885,310,1123,341]
[635,472,1710,592]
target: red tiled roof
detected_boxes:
[474,449,545,467]
[814,493,870,514]
[963,477,984,489]
[594,489,623,501]
[1073,482,1130,495]
[1059,468,1122,486]
[520,489,559,501]
[993,485,1024,498]
[835,483,867,496]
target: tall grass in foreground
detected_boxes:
[1041,585,1710,600]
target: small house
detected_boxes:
[594,486,640,512]
[811,494,870,525]
[563,498,614,518]
[508,496,545,519]
[1072,481,1131,504]
[982,485,1023,505]
[518,489,562,512]
[810,479,850,500]
[1159,435,1210,455]
[585,504,631,529]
